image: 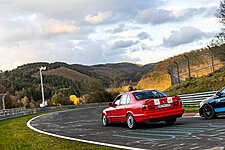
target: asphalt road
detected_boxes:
[29,107,225,150]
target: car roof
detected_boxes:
[126,89,157,94]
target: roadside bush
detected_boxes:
[82,78,119,103]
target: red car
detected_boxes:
[101,89,184,129]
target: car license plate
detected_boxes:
[157,104,171,108]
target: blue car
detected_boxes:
[199,87,225,119]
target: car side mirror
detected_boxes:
[108,102,113,107]
[216,92,222,97]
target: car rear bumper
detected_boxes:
[134,107,184,122]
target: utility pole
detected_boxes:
[1,93,7,110]
[40,66,47,107]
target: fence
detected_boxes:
[179,91,217,105]
[168,45,225,85]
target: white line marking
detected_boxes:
[27,113,146,150]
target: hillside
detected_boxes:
[138,44,225,91]
[69,62,143,78]
[32,66,90,81]
[164,65,225,95]
[120,63,155,84]
[0,61,152,105]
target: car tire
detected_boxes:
[127,114,136,129]
[102,114,109,126]
[165,118,176,125]
[202,104,216,119]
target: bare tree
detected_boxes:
[216,0,225,39]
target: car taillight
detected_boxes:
[142,101,155,111]
[173,96,182,107]
[173,102,179,107]
[142,104,148,111]
[148,105,155,111]
[175,96,182,106]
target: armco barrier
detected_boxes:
[0,91,219,120]
[0,102,108,120]
[179,91,217,106]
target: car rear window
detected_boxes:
[133,90,167,101]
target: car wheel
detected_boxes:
[203,104,216,119]
[165,118,176,125]
[127,114,136,129]
[102,114,108,126]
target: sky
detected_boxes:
[0,0,222,71]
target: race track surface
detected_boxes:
[29,107,225,150]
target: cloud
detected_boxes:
[0,14,82,44]
[135,8,176,24]
[111,40,138,49]
[41,18,80,34]
[135,7,216,25]
[162,26,206,47]
[112,24,125,33]
[137,32,152,40]
[85,11,112,24]
[0,0,221,71]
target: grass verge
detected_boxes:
[183,106,199,113]
[0,106,118,150]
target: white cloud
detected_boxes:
[85,11,112,24]
[137,32,152,40]
[41,18,80,34]
[1,14,80,43]
[163,26,206,47]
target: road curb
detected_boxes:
[183,113,200,117]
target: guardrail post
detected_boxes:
[184,55,191,79]
[207,45,215,73]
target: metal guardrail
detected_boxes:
[0,102,108,120]
[179,91,217,105]
[0,91,220,120]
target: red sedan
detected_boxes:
[101,89,184,129]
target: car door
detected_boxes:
[110,95,122,122]
[116,94,129,122]
[215,88,225,110]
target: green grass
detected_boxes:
[183,106,199,113]
[0,106,118,150]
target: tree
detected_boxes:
[69,95,80,105]
[82,78,115,103]
[21,96,30,108]
[51,92,73,106]
[217,0,225,39]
